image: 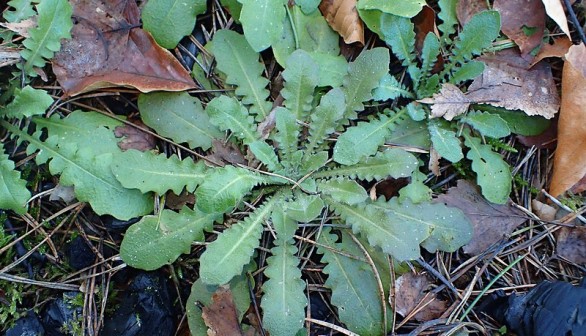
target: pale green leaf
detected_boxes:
[316,178,367,205]
[309,52,348,87]
[20,0,72,76]
[239,0,287,52]
[437,0,458,44]
[274,107,300,166]
[111,149,206,195]
[199,197,278,284]
[196,165,270,214]
[372,73,413,101]
[305,88,345,155]
[210,30,271,119]
[220,0,242,21]
[120,208,219,270]
[3,117,153,220]
[3,0,35,22]
[343,48,390,118]
[386,117,431,149]
[284,193,324,223]
[444,11,500,76]
[371,198,472,253]
[282,50,319,120]
[300,151,329,174]
[358,8,383,38]
[416,33,440,91]
[316,148,418,181]
[449,60,485,85]
[271,207,297,243]
[261,243,307,336]
[406,101,426,121]
[249,140,282,172]
[357,0,426,18]
[272,6,339,66]
[333,110,406,165]
[428,119,463,162]
[206,95,259,144]
[328,200,427,261]
[295,0,320,14]
[380,14,416,67]
[318,228,391,335]
[142,0,206,49]
[399,169,432,204]
[464,133,511,204]
[481,106,550,136]
[461,111,511,138]
[1,86,53,119]
[139,92,222,150]
[187,269,252,335]
[0,144,30,214]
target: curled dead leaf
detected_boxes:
[53,0,195,96]
[531,37,573,67]
[549,43,586,197]
[319,0,364,44]
[542,0,572,38]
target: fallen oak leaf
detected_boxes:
[319,0,364,45]
[549,43,586,197]
[53,0,195,97]
[202,286,244,336]
[418,83,471,120]
[435,179,527,255]
[466,49,560,119]
[493,0,545,57]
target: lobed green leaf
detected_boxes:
[139,92,222,150]
[372,73,413,101]
[111,149,206,195]
[199,197,278,285]
[428,119,464,163]
[20,0,72,76]
[284,192,324,223]
[317,148,418,181]
[120,207,219,270]
[282,50,319,120]
[206,95,259,144]
[3,0,36,22]
[196,165,270,214]
[305,88,345,155]
[210,30,271,119]
[261,243,307,336]
[1,86,53,119]
[464,132,512,204]
[318,228,391,335]
[316,178,368,205]
[437,0,458,45]
[0,143,31,214]
[357,0,426,18]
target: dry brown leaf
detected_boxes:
[205,139,247,167]
[531,199,557,221]
[428,147,440,176]
[419,83,470,120]
[165,191,195,210]
[466,49,560,119]
[531,37,573,66]
[319,0,364,45]
[0,17,36,38]
[456,0,488,26]
[0,47,21,68]
[549,43,586,197]
[435,180,527,255]
[395,273,448,322]
[53,0,195,97]
[114,120,157,152]
[494,0,545,56]
[202,286,244,336]
[557,226,586,264]
[542,0,571,38]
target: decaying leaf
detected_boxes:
[0,17,36,37]
[395,272,448,321]
[202,286,244,336]
[557,226,586,265]
[549,43,586,196]
[419,83,470,120]
[114,120,156,152]
[493,0,545,56]
[531,37,573,66]
[319,0,364,44]
[466,50,560,119]
[435,180,527,255]
[205,139,247,167]
[541,0,571,38]
[0,47,22,68]
[53,0,195,96]
[531,199,557,221]
[456,0,488,26]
